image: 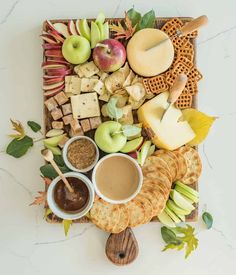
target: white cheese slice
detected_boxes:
[127,28,174,77]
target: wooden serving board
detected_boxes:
[42,17,198,225]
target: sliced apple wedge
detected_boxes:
[79,19,91,41]
[75,19,80,35]
[68,20,78,35]
[42,60,69,67]
[175,181,199,198]
[137,140,151,166]
[53,23,70,38]
[45,49,63,57]
[158,210,176,228]
[167,200,191,216]
[103,22,109,40]
[95,12,105,24]
[91,21,101,48]
[44,144,62,155]
[120,137,143,153]
[43,81,64,91]
[164,206,181,224]
[41,34,57,44]
[48,30,65,43]
[46,129,64,138]
[47,57,67,63]
[43,77,64,85]
[169,190,195,212]
[96,21,104,41]
[42,43,62,50]
[46,67,72,76]
[42,63,67,70]
[44,84,65,97]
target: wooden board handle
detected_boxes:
[168,74,188,103]
[178,15,208,37]
[105,228,139,265]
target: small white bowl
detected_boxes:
[62,136,99,173]
[92,153,143,204]
[47,172,95,220]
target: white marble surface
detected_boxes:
[0,0,236,274]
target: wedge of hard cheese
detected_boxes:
[138,92,195,150]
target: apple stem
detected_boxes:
[95,43,111,53]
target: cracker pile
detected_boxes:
[89,146,201,233]
[143,18,202,109]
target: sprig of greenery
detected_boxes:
[127,8,156,31]
[202,212,213,229]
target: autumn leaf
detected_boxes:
[41,176,52,186]
[30,191,47,206]
[110,12,136,40]
[63,219,72,236]
[8,119,26,140]
[44,208,52,219]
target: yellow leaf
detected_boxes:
[182,109,217,146]
[9,119,26,140]
[44,208,52,219]
[63,219,72,236]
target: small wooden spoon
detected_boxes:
[41,149,74,193]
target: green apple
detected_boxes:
[174,185,199,203]
[158,210,176,228]
[120,137,143,153]
[137,140,151,166]
[91,22,101,49]
[62,35,91,64]
[167,200,191,216]
[95,12,105,24]
[164,206,181,224]
[95,121,127,153]
[170,190,195,212]
[43,134,65,147]
[175,180,199,198]
[44,144,61,155]
[79,19,91,41]
[103,22,109,40]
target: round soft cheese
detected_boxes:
[127,28,174,77]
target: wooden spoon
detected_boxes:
[41,149,74,193]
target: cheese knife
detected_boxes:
[146,15,208,51]
[160,74,188,122]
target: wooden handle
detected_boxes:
[168,74,188,103]
[105,228,139,265]
[178,15,208,37]
[50,159,74,193]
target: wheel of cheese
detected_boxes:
[127,28,174,77]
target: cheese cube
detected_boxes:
[51,108,63,120]
[45,97,58,111]
[81,78,98,92]
[70,119,84,136]
[100,72,109,81]
[65,75,81,94]
[62,114,73,125]
[99,92,111,102]
[71,93,100,119]
[62,103,72,115]
[54,92,68,105]
[79,61,99,77]
[52,121,64,129]
[93,80,105,95]
[89,117,102,129]
[58,136,69,148]
[74,64,84,77]
[80,119,91,132]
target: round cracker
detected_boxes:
[153,150,178,181]
[143,177,170,201]
[172,150,188,179]
[134,194,153,224]
[90,199,120,232]
[143,168,172,189]
[126,199,145,227]
[111,204,129,234]
[177,146,202,184]
[140,186,161,216]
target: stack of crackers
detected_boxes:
[143,18,202,109]
[89,146,202,233]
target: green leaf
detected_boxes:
[27,121,41,132]
[63,219,72,236]
[106,98,123,120]
[137,9,155,30]
[40,164,70,179]
[121,125,141,138]
[202,212,213,229]
[6,136,33,158]
[53,155,66,167]
[161,226,182,245]
[127,8,141,27]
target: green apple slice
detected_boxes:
[164,206,181,224]
[102,22,109,40]
[158,211,176,228]
[174,185,199,203]
[167,199,191,216]
[46,129,64,138]
[91,21,101,48]
[44,144,61,155]
[177,214,186,222]
[148,144,155,156]
[120,137,143,153]
[170,190,195,212]
[79,19,91,41]
[43,134,65,147]
[175,181,199,197]
[96,21,104,41]
[180,193,196,204]
[95,12,106,24]
[137,140,151,166]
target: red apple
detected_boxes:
[42,43,62,50]
[93,39,126,72]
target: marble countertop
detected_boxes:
[0,0,236,274]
